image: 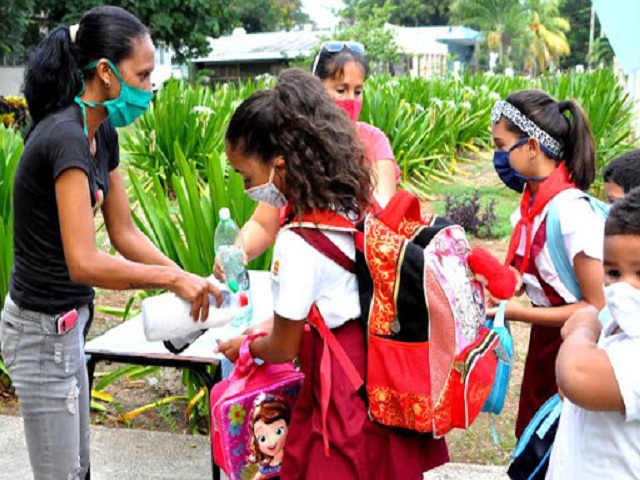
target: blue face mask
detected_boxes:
[74,59,153,135]
[493,136,546,193]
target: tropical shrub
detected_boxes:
[121,79,271,189]
[0,125,23,385]
[0,125,22,311]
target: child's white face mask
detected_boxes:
[605,282,640,337]
[245,168,287,208]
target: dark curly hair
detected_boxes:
[225,68,372,219]
[504,90,595,191]
[603,150,640,194]
[605,186,640,236]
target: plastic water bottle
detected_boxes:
[214,208,253,328]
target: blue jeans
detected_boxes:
[0,295,91,480]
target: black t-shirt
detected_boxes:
[10,104,119,314]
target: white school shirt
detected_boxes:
[270,228,360,329]
[511,189,605,306]
[546,318,640,479]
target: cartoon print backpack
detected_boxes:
[284,190,500,437]
[546,190,610,299]
[508,394,562,480]
[210,335,304,480]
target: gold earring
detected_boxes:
[105,80,111,89]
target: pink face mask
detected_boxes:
[334,99,362,123]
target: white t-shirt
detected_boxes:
[511,189,605,306]
[270,229,360,329]
[546,318,640,479]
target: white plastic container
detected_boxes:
[142,277,249,342]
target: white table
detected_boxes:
[84,271,273,480]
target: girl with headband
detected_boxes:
[489,90,606,438]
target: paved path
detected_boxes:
[0,415,508,479]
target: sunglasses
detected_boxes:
[312,41,366,75]
[321,41,365,54]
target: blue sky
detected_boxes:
[301,0,344,29]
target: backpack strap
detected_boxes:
[546,193,610,300]
[287,222,363,457]
[307,305,364,457]
[288,228,356,273]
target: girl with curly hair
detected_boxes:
[217,68,448,480]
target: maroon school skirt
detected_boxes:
[280,320,449,480]
[515,324,563,438]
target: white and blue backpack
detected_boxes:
[546,190,610,299]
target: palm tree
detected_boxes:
[523,0,571,74]
[450,0,526,66]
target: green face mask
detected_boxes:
[74,59,153,135]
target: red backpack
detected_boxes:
[283,190,499,437]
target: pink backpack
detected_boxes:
[211,335,304,480]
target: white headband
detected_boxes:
[491,100,563,159]
[69,24,79,43]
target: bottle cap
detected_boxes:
[238,292,249,307]
[227,279,239,293]
[219,207,230,221]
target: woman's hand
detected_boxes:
[170,272,223,322]
[216,335,247,362]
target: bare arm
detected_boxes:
[505,252,605,327]
[370,159,397,208]
[241,201,281,262]
[556,307,624,412]
[103,167,178,268]
[56,169,221,320]
[217,313,306,364]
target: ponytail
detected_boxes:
[558,100,595,191]
[505,90,596,191]
[23,6,148,127]
[23,27,82,125]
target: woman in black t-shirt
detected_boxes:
[0,6,221,479]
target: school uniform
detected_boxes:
[546,313,640,479]
[271,219,449,480]
[510,188,605,438]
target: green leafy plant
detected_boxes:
[120,79,269,190]
[0,125,22,312]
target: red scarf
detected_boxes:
[506,163,575,274]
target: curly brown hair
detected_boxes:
[225,68,372,219]
[248,395,291,466]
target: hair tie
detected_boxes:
[69,24,79,43]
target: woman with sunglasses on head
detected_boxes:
[489,90,606,439]
[0,6,220,478]
[215,40,400,277]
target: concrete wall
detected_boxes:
[0,67,25,96]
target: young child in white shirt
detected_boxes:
[547,186,640,479]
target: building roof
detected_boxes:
[193,25,483,64]
[390,25,484,55]
[193,29,323,64]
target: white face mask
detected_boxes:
[605,282,640,337]
[245,168,287,208]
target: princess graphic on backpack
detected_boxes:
[248,394,291,479]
